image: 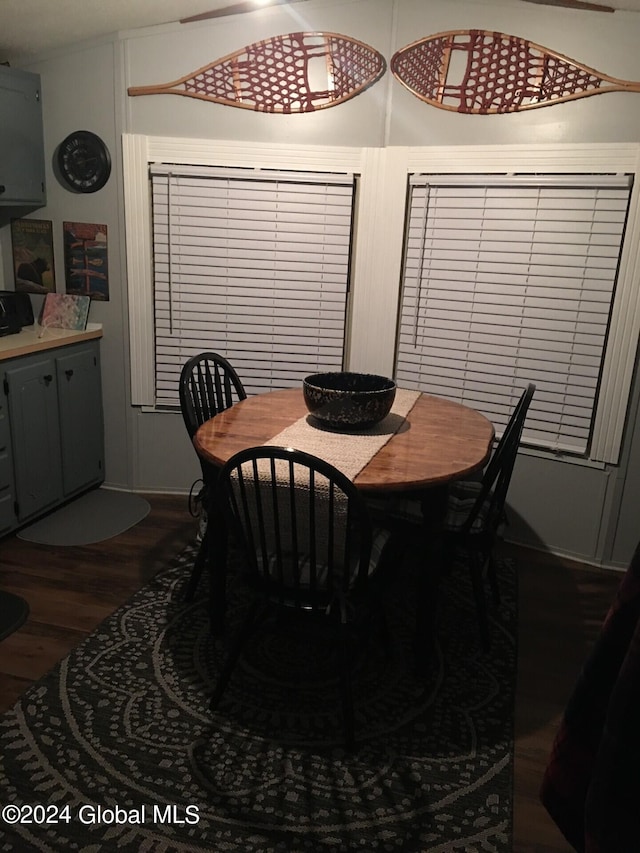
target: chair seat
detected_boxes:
[255,526,391,589]
[443,480,487,533]
[367,482,489,534]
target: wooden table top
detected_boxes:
[194,387,495,493]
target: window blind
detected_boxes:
[151,167,355,406]
[395,175,632,456]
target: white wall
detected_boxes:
[389,0,640,145]
[4,0,640,565]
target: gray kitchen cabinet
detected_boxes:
[0,392,16,534]
[0,65,46,223]
[4,353,62,521]
[56,345,104,496]
[2,339,104,525]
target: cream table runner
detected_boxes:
[264,388,421,481]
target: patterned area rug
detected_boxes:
[0,543,517,852]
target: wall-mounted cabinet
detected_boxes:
[0,337,104,530]
[0,66,46,224]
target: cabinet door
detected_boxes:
[56,344,104,496]
[5,356,63,520]
[0,66,46,207]
[0,393,16,534]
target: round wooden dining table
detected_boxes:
[194,387,494,491]
[194,387,494,663]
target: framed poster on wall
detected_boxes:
[11,218,56,294]
[63,221,109,301]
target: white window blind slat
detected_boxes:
[151,169,354,404]
[396,176,632,456]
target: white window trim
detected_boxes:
[123,136,640,464]
[396,172,632,458]
[122,134,379,406]
[150,165,357,403]
[402,143,640,465]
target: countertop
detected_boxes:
[0,323,103,361]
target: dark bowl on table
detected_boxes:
[303,371,397,431]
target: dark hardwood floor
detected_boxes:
[506,540,621,852]
[0,493,623,852]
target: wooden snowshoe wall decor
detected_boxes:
[390,29,640,114]
[127,31,386,113]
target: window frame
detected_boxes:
[123,136,640,464]
[122,135,372,408]
[400,144,640,466]
[395,172,633,459]
[150,165,358,404]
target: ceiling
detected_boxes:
[0,0,249,62]
[1,0,640,63]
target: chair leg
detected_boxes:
[414,534,448,675]
[469,552,491,651]
[412,486,450,674]
[487,552,501,606]
[184,528,208,602]
[373,599,392,658]
[339,622,356,751]
[208,514,228,636]
[209,598,260,711]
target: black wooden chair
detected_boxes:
[209,445,393,751]
[371,384,535,650]
[179,352,246,601]
[442,383,535,648]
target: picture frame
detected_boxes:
[63,221,109,301]
[11,218,56,294]
[40,292,91,332]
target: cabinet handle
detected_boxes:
[65,369,74,379]
[43,374,53,385]
[0,186,5,195]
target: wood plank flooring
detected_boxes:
[0,493,623,852]
[508,542,621,852]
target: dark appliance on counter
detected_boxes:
[0,291,34,336]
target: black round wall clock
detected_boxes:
[57,130,111,193]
